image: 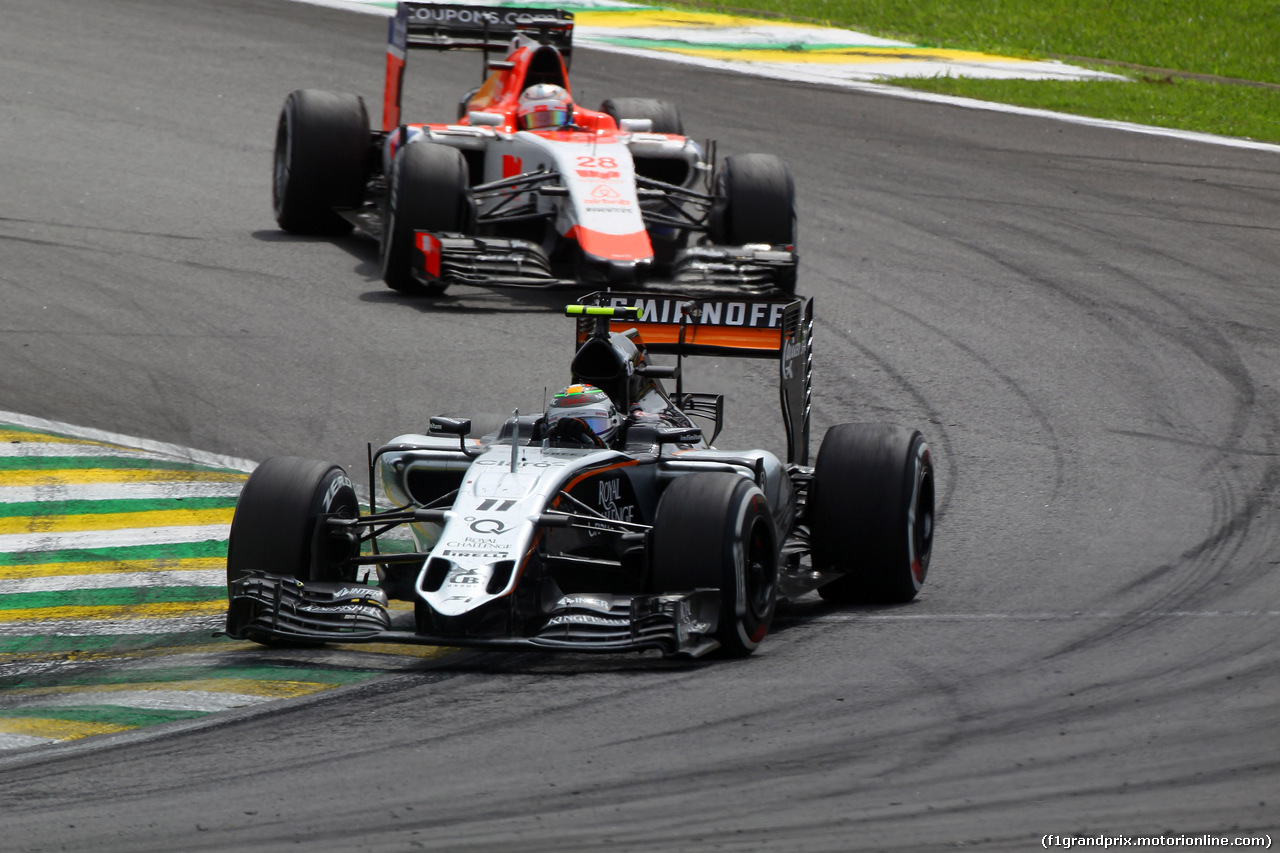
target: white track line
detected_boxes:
[0,733,59,749]
[586,43,1280,154]
[23,691,275,713]
[0,525,230,553]
[806,610,1280,622]
[0,482,243,504]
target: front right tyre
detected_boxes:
[380,141,472,296]
[649,472,779,657]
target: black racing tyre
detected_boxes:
[225,457,361,598]
[272,89,369,235]
[600,98,684,135]
[808,424,935,604]
[650,473,779,657]
[709,153,797,293]
[710,154,795,245]
[380,141,472,296]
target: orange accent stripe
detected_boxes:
[557,459,639,495]
[609,321,782,351]
[569,227,653,262]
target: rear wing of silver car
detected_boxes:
[572,292,814,465]
[383,2,574,129]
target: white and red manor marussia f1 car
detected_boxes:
[271,2,799,295]
[224,291,936,658]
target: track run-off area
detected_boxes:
[304,0,1124,83]
[0,414,447,750]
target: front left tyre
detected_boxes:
[272,89,369,235]
[649,472,779,657]
[225,456,361,599]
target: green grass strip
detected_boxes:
[0,540,228,567]
[0,496,238,518]
[671,0,1280,84]
[0,586,226,611]
[664,0,1280,142]
[0,705,208,726]
[0,455,241,474]
[2,664,379,690]
[895,74,1280,143]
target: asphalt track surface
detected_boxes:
[2,0,1279,850]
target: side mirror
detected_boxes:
[656,427,702,445]
[467,111,505,127]
[637,364,678,379]
[428,416,471,436]
[619,118,653,133]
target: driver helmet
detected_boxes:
[517,84,573,130]
[545,384,620,444]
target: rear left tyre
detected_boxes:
[808,424,935,604]
[380,141,472,296]
[708,153,797,292]
[649,472,779,657]
[272,89,369,235]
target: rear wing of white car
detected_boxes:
[572,292,814,465]
[382,2,574,130]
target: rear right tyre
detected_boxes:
[708,153,797,293]
[808,423,935,604]
[599,97,684,135]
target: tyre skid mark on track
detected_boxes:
[808,309,965,521]
[809,247,1063,518]
[948,214,1280,652]
[818,192,1277,646]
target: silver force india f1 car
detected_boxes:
[224,292,935,658]
[271,2,798,295]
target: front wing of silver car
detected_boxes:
[225,572,724,658]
